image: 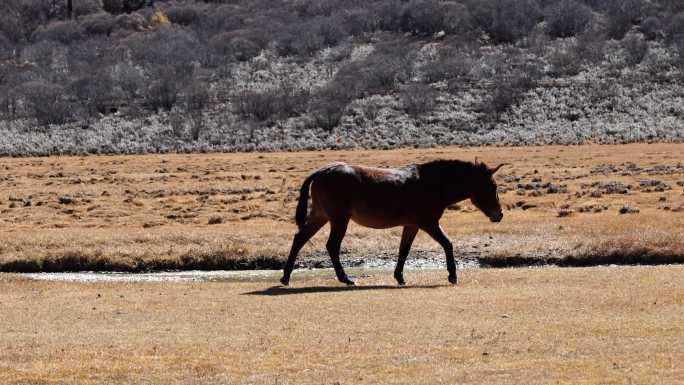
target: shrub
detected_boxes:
[166,5,201,26]
[102,0,123,14]
[469,0,542,44]
[545,0,593,38]
[115,12,149,32]
[400,83,437,118]
[21,40,60,69]
[665,12,684,45]
[117,64,144,101]
[622,32,649,66]
[275,17,345,57]
[362,41,417,91]
[604,0,644,40]
[485,64,540,116]
[373,0,403,31]
[103,0,146,15]
[126,26,198,85]
[400,0,448,36]
[341,8,376,36]
[21,80,71,126]
[548,45,582,77]
[82,13,117,36]
[145,65,179,111]
[235,84,310,122]
[210,33,262,62]
[33,20,84,44]
[185,81,210,141]
[233,38,263,62]
[67,70,116,115]
[235,90,279,122]
[575,30,606,65]
[73,0,101,17]
[421,52,473,84]
[640,16,662,41]
[276,83,310,118]
[0,32,13,59]
[310,84,350,130]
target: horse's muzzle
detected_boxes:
[490,211,503,223]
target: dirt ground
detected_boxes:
[0,143,683,271]
[1,267,682,384]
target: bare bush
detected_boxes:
[210,32,262,62]
[399,0,454,36]
[421,50,473,84]
[146,66,179,112]
[310,84,350,130]
[482,52,541,117]
[622,32,649,66]
[665,12,684,45]
[185,81,210,141]
[400,83,437,118]
[640,16,662,41]
[21,80,71,126]
[67,69,116,115]
[103,0,147,15]
[548,45,582,77]
[117,64,144,101]
[73,0,101,17]
[275,17,345,57]
[235,90,278,122]
[575,30,606,65]
[604,0,644,40]
[545,0,593,38]
[235,83,310,122]
[81,13,117,36]
[469,0,542,44]
[166,5,201,26]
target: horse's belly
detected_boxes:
[349,210,402,229]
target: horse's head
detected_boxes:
[470,162,507,223]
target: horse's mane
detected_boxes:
[417,159,490,179]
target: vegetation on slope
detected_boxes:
[1,0,684,154]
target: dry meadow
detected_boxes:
[1,143,683,271]
[1,267,683,384]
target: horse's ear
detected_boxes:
[489,163,509,175]
[474,156,480,165]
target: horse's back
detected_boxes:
[310,162,419,228]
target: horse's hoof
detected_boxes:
[448,275,458,285]
[342,278,356,286]
[280,276,290,286]
[395,277,405,286]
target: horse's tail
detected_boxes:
[295,172,317,229]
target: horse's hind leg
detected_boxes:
[394,226,418,285]
[327,219,354,285]
[280,217,327,286]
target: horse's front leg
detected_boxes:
[394,226,418,285]
[421,223,457,284]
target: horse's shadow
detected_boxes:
[242,284,444,296]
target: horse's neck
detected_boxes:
[442,182,471,205]
[427,172,472,206]
[419,161,474,206]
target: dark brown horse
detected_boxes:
[280,159,507,286]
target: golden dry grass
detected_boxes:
[1,267,683,384]
[0,143,683,271]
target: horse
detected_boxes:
[280,159,507,286]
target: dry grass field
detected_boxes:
[1,143,683,271]
[1,267,683,384]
